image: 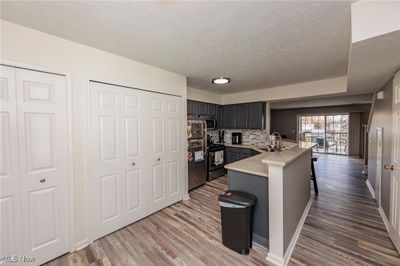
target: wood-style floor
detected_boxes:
[290,154,400,266]
[46,154,400,265]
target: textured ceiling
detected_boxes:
[0,1,352,94]
[348,30,400,93]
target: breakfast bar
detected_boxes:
[225,142,314,266]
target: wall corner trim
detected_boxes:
[366,179,376,199]
[183,194,190,201]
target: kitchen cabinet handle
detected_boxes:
[40,178,46,183]
[132,162,136,166]
[157,158,161,161]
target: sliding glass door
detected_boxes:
[298,114,349,155]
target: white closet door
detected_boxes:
[91,81,182,240]
[15,68,69,265]
[148,93,182,212]
[0,66,22,257]
[164,95,182,205]
[120,86,148,226]
[148,94,167,212]
[91,82,123,238]
[91,82,148,239]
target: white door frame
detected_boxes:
[388,71,400,252]
[375,127,383,206]
[0,60,75,252]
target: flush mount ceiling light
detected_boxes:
[212,77,230,85]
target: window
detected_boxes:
[298,114,349,155]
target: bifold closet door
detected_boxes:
[16,68,69,265]
[91,82,183,240]
[0,66,22,258]
[148,94,182,212]
[0,65,69,265]
[90,82,148,239]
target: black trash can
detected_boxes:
[218,190,257,255]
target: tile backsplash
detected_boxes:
[208,129,271,145]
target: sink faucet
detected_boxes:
[270,132,281,149]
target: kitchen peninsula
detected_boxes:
[225,142,314,266]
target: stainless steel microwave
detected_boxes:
[205,119,216,130]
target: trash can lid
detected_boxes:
[218,190,257,207]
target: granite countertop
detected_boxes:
[224,141,314,177]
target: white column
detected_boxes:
[265,150,312,266]
[266,164,285,266]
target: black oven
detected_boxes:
[207,144,226,181]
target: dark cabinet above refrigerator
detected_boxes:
[187,100,266,130]
[187,100,224,129]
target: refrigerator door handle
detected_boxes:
[203,120,207,155]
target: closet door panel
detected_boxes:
[126,169,141,211]
[121,88,148,224]
[91,82,148,239]
[125,117,140,158]
[0,196,18,255]
[91,83,123,239]
[0,65,21,259]
[100,174,119,221]
[165,96,182,201]
[100,115,118,162]
[148,96,167,211]
[152,118,164,154]
[25,113,56,172]
[168,161,179,195]
[16,68,68,265]
[148,94,182,212]
[152,164,165,201]
[28,187,58,249]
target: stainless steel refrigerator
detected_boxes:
[187,119,207,190]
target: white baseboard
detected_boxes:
[366,179,376,199]
[378,205,400,254]
[266,252,285,266]
[283,198,313,265]
[183,193,190,201]
[378,205,390,233]
[76,238,90,251]
[266,198,313,266]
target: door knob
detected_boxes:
[40,178,46,183]
[384,165,400,171]
[132,162,136,166]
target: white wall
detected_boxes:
[222,76,347,105]
[351,0,400,43]
[0,20,187,250]
[187,86,223,104]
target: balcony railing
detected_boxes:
[301,132,348,155]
